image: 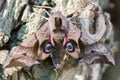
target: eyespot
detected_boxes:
[66,42,74,52]
[44,43,52,53]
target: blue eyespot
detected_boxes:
[66,42,74,52]
[44,43,52,53]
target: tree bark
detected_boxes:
[0,0,116,80]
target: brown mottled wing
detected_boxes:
[36,23,51,60]
[66,22,81,59]
[79,43,115,65]
[20,34,38,47]
[3,23,51,68]
[3,34,40,68]
[67,22,81,44]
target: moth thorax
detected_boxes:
[52,32,65,42]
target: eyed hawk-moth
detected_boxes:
[3,11,115,69]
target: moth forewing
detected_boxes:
[3,45,40,68]
[67,22,81,44]
[79,43,115,65]
[20,34,38,47]
[35,22,50,46]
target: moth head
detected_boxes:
[49,11,69,42]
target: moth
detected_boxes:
[3,11,115,69]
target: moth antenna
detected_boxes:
[43,9,51,17]
[33,5,53,10]
[32,5,55,17]
[39,14,48,20]
[66,8,80,18]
